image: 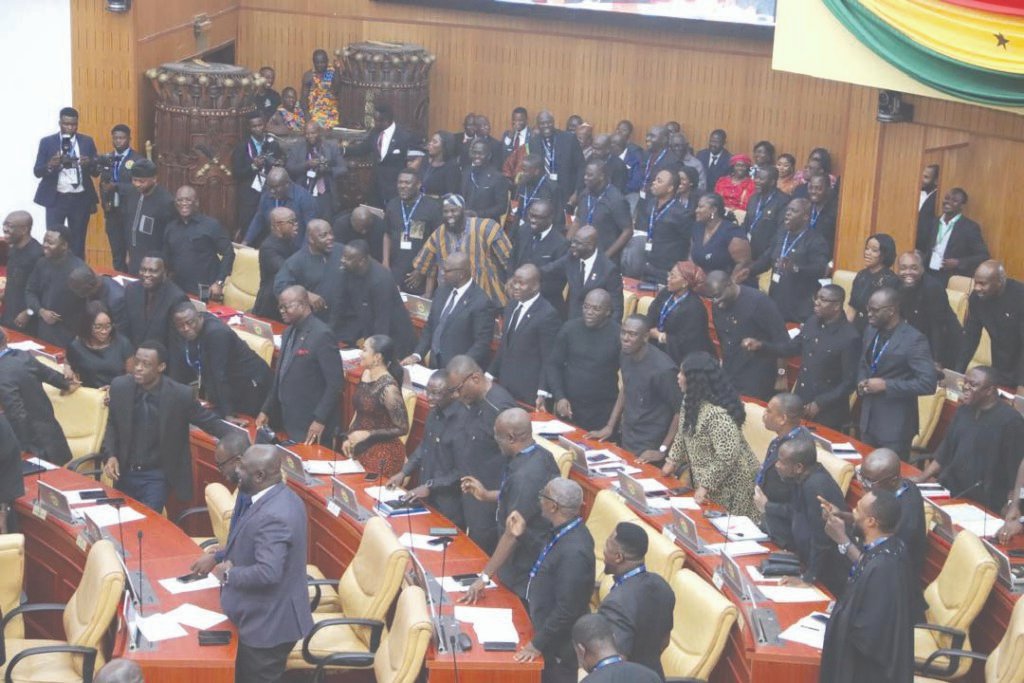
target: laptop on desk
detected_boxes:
[242,315,274,340]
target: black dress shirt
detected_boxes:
[66,335,134,388]
[400,402,465,525]
[900,274,963,368]
[461,165,510,222]
[273,244,345,321]
[635,196,693,281]
[620,345,683,454]
[751,228,831,323]
[252,233,297,320]
[418,160,461,198]
[959,278,1024,386]
[850,268,900,332]
[163,213,235,295]
[24,253,88,348]
[0,239,43,328]
[712,286,789,400]
[544,318,620,431]
[121,184,177,275]
[644,289,714,365]
[575,184,631,255]
[383,194,443,287]
[129,386,161,469]
[742,189,791,262]
[332,211,386,262]
[597,570,675,679]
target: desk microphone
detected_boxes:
[111,498,128,564]
[439,535,451,652]
[951,479,984,501]
[374,461,386,512]
[136,530,145,615]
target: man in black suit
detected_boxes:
[403,252,495,370]
[588,135,629,194]
[490,264,561,404]
[23,227,87,348]
[231,111,278,239]
[32,107,98,258]
[343,102,420,207]
[742,166,790,263]
[916,164,940,257]
[531,111,585,210]
[119,159,176,276]
[857,287,938,460]
[101,340,228,511]
[273,219,343,323]
[511,199,569,310]
[507,478,595,683]
[162,185,235,298]
[0,413,23,533]
[123,254,189,348]
[696,128,732,191]
[461,139,510,222]
[331,240,417,356]
[213,445,314,683]
[574,159,632,261]
[285,121,346,220]
[67,266,128,334]
[918,188,989,284]
[597,522,675,679]
[169,302,272,419]
[257,285,343,445]
[639,126,683,201]
[754,436,852,597]
[545,225,624,321]
[897,250,962,368]
[958,261,1024,390]
[252,207,298,320]
[1,211,43,334]
[93,123,140,270]
[0,328,76,465]
[333,205,386,262]
[573,614,662,683]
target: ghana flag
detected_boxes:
[823,0,1024,106]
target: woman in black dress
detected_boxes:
[418,130,461,198]
[689,193,751,277]
[65,301,134,388]
[849,233,899,331]
[645,261,715,365]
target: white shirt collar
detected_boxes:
[537,227,552,241]
[250,483,277,504]
[516,292,540,314]
[451,279,472,300]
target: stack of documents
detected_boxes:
[453,606,519,644]
[406,363,434,388]
[709,516,769,542]
[80,504,146,528]
[942,503,1002,537]
[158,575,221,594]
[135,603,228,643]
[531,419,575,435]
[303,459,365,475]
[706,540,771,557]
[779,612,829,649]
[648,497,700,511]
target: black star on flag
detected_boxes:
[995,32,1010,49]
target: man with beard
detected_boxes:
[123,253,189,348]
[1,211,43,333]
[382,169,442,290]
[510,198,569,309]
[958,260,1024,391]
[573,159,631,261]
[896,250,962,368]
[915,164,940,255]
[23,227,86,347]
[162,185,235,298]
[120,159,176,275]
[189,430,253,575]
[273,219,343,323]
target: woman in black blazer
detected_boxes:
[645,260,715,365]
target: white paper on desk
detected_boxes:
[706,540,771,557]
[25,456,58,471]
[828,441,860,455]
[8,340,44,351]
[406,363,434,388]
[648,496,700,511]
[746,565,780,584]
[304,459,365,475]
[956,519,1002,538]
[779,613,828,649]
[158,574,221,595]
[531,419,575,435]
[453,606,513,624]
[634,478,668,493]
[917,484,951,499]
[136,612,188,642]
[453,606,519,644]
[710,516,769,542]
[340,348,362,363]
[440,576,497,593]
[758,585,830,603]
[165,603,228,630]
[397,532,444,552]
[787,327,801,339]
[61,489,105,505]
[364,485,406,500]
[80,504,146,528]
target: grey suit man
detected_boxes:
[857,287,938,460]
[214,445,314,683]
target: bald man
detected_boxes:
[529,110,586,207]
[959,260,1024,391]
[272,218,344,321]
[332,204,386,262]
[243,166,318,248]
[252,206,299,319]
[544,224,625,321]
[215,445,313,683]
[0,211,43,331]
[163,185,235,297]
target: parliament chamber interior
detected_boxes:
[2,0,1024,682]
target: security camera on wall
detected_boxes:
[877,90,914,123]
[106,0,131,12]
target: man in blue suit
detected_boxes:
[33,107,99,258]
[213,444,313,683]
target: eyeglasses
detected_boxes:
[92,322,113,330]
[215,454,241,469]
[448,373,476,396]
[856,469,896,490]
[278,300,302,312]
[538,492,559,507]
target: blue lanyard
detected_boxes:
[593,656,624,671]
[895,482,909,498]
[248,137,263,159]
[757,426,807,485]
[869,332,890,375]
[519,176,546,218]
[752,192,775,226]
[112,153,125,182]
[851,536,891,576]
[647,198,676,239]
[586,187,608,224]
[810,205,821,229]
[401,195,423,239]
[542,137,556,172]
[780,230,807,260]
[644,149,667,184]
[658,292,687,332]
[526,516,583,600]
[185,342,202,375]
[0,348,12,360]
[469,169,482,189]
[613,564,647,588]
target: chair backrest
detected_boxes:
[622,290,638,322]
[946,289,969,325]
[636,296,654,317]
[816,450,854,495]
[830,269,858,319]
[661,568,738,680]
[913,387,947,450]
[234,327,274,366]
[374,585,433,683]
[987,593,1024,683]
[0,534,25,640]
[585,490,639,584]
[971,329,993,368]
[340,517,410,645]
[400,388,416,444]
[534,435,572,478]
[63,539,126,675]
[757,270,772,293]
[923,530,998,650]
[948,275,973,295]
[44,385,109,458]
[223,244,260,311]
[740,403,774,463]
[596,517,685,602]
[205,483,238,546]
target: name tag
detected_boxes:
[408,220,426,240]
[251,174,265,192]
[326,500,341,517]
[772,271,782,283]
[548,172,558,182]
[639,190,647,200]
[644,240,653,252]
[400,238,413,251]
[32,502,47,521]
[306,169,317,178]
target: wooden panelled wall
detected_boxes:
[67,0,1024,279]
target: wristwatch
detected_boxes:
[479,572,490,585]
[837,542,851,556]
[659,444,669,454]
[222,568,230,586]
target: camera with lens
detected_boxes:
[94,152,118,177]
[59,136,77,169]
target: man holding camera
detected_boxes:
[32,107,98,259]
[286,121,346,221]
[93,123,140,271]
[232,112,282,241]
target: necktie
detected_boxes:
[579,259,587,282]
[506,304,523,342]
[431,289,459,362]
[439,288,458,323]
[711,154,719,167]
[226,493,253,547]
[377,131,385,160]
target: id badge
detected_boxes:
[251,174,265,192]
[112,190,120,208]
[139,216,155,236]
[400,237,413,250]
[772,270,782,283]
[548,172,559,182]
[409,220,426,240]
[644,240,653,252]
[639,190,647,200]
[306,169,317,178]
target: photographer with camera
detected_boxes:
[232,112,283,241]
[32,107,98,259]
[286,121,346,222]
[92,123,139,270]
[120,159,176,275]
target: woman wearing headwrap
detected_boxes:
[714,153,757,214]
[644,261,715,364]
[849,233,900,331]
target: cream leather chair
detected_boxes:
[622,290,639,322]
[970,329,992,368]
[595,516,685,603]
[534,435,572,477]
[817,450,854,495]
[916,591,1024,683]
[913,388,948,452]
[585,490,640,588]
[741,402,774,462]
[290,517,410,670]
[222,244,259,311]
[0,539,125,683]
[42,385,108,460]
[947,275,973,295]
[305,584,433,683]
[234,327,274,366]
[636,295,654,317]
[661,569,738,680]
[400,387,416,445]
[914,530,998,679]
[0,534,25,640]
[946,289,969,325]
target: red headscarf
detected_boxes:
[674,260,706,290]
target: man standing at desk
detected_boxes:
[0,211,43,333]
[214,445,314,683]
[162,185,235,298]
[958,260,1024,392]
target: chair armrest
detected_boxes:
[5,644,97,683]
[313,651,376,680]
[301,617,385,666]
[914,624,968,677]
[921,648,988,672]
[1,603,66,628]
[199,538,220,550]
[175,506,210,526]
[306,577,339,612]
[65,453,105,480]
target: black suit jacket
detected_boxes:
[900,275,963,368]
[597,572,675,679]
[549,251,624,321]
[33,133,99,210]
[102,374,227,501]
[491,296,561,403]
[510,225,569,310]
[858,321,938,445]
[915,190,938,253]
[414,282,496,370]
[528,131,585,203]
[124,280,189,348]
[346,125,421,206]
[252,234,297,319]
[0,349,72,465]
[696,147,733,190]
[329,260,417,357]
[918,214,989,281]
[742,189,791,261]
[263,313,343,439]
[751,228,832,323]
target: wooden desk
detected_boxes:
[1,326,65,363]
[188,432,542,683]
[14,464,235,683]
